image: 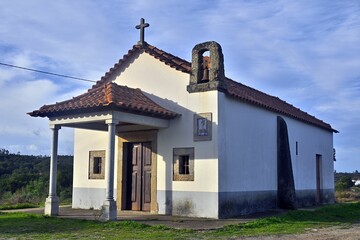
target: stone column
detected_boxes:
[101,119,117,220]
[44,125,61,216]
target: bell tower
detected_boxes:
[187,41,227,93]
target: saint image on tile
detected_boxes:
[197,117,208,136]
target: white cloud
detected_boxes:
[0,50,84,155]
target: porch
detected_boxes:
[28,82,180,221]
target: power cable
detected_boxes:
[0,62,97,83]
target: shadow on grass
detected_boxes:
[0,203,40,210]
[0,212,150,234]
[0,212,191,239]
[0,212,97,235]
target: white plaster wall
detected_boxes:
[285,117,334,190]
[156,91,219,218]
[111,53,219,217]
[73,128,119,209]
[218,94,277,192]
[218,94,334,193]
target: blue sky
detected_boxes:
[0,0,359,172]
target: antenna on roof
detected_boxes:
[135,18,150,45]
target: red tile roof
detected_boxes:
[224,78,336,132]
[93,43,336,132]
[30,42,336,132]
[93,44,191,88]
[28,82,179,119]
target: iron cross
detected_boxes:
[136,18,150,45]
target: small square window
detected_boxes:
[89,150,105,179]
[179,155,190,175]
[173,148,194,181]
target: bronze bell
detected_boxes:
[201,56,210,82]
[202,67,209,81]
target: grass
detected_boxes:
[0,200,72,210]
[0,202,360,239]
[0,212,192,239]
[210,202,360,238]
[0,203,40,210]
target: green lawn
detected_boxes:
[1,202,360,239]
[0,203,40,210]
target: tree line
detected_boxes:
[334,171,360,192]
[0,148,73,205]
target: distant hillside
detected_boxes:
[335,171,360,182]
[0,148,73,205]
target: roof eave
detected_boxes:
[225,91,337,133]
[27,105,180,120]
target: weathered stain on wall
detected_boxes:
[172,199,194,216]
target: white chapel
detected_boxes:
[29,19,337,220]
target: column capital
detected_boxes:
[49,124,61,130]
[105,119,119,125]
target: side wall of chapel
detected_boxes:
[217,93,334,218]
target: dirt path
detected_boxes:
[241,224,360,240]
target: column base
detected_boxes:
[101,200,117,221]
[44,196,59,216]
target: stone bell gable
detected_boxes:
[187,41,227,93]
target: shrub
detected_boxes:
[335,176,353,191]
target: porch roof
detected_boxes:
[28,82,179,120]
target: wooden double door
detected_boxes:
[127,142,152,211]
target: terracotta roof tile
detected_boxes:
[28,82,179,119]
[224,78,337,132]
[94,43,334,132]
[93,44,191,88]
[30,42,336,132]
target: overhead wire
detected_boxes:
[0,62,97,83]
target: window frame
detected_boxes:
[88,150,105,179]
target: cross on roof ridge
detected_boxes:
[136,18,150,45]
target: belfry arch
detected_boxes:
[187,41,227,93]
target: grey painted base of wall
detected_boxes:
[219,191,277,218]
[72,187,117,210]
[157,190,218,218]
[296,189,335,207]
[72,187,334,218]
[219,189,335,219]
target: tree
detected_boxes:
[0,152,73,205]
[335,175,353,191]
[0,149,9,155]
